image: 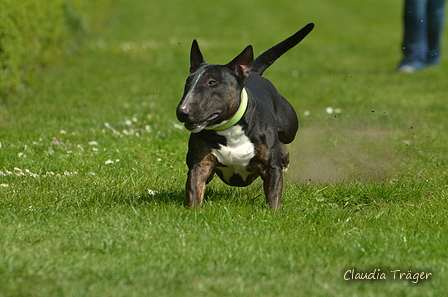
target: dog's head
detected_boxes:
[176,40,253,133]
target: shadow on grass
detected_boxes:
[105,181,265,207]
[111,186,264,208]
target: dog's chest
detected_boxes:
[212,125,255,182]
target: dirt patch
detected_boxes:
[286,125,402,184]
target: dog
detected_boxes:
[176,23,314,209]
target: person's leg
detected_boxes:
[399,0,428,72]
[426,0,446,65]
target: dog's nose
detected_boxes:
[176,105,191,123]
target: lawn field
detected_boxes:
[1,0,447,296]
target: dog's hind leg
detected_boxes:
[259,146,285,209]
[262,166,284,209]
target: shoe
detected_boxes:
[425,59,440,68]
[426,50,440,66]
[397,65,418,74]
[397,58,425,73]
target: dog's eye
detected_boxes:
[207,80,218,86]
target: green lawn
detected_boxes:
[1,0,447,296]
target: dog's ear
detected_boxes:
[190,39,206,73]
[228,45,253,78]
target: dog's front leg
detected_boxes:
[186,153,217,207]
[262,166,284,209]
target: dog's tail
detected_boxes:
[250,23,314,76]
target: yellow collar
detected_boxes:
[206,88,248,131]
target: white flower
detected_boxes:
[325,107,334,114]
[147,189,157,196]
[104,159,114,165]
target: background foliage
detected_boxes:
[0,0,111,97]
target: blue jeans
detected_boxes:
[400,0,446,68]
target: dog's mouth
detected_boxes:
[184,112,220,133]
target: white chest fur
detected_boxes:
[212,125,255,181]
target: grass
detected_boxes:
[1,0,447,296]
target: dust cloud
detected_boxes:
[286,125,402,184]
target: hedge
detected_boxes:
[0,0,111,97]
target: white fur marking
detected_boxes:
[212,125,255,182]
[185,67,207,100]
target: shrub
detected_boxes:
[0,0,111,98]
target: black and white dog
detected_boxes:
[176,23,314,208]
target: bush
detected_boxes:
[0,0,111,98]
